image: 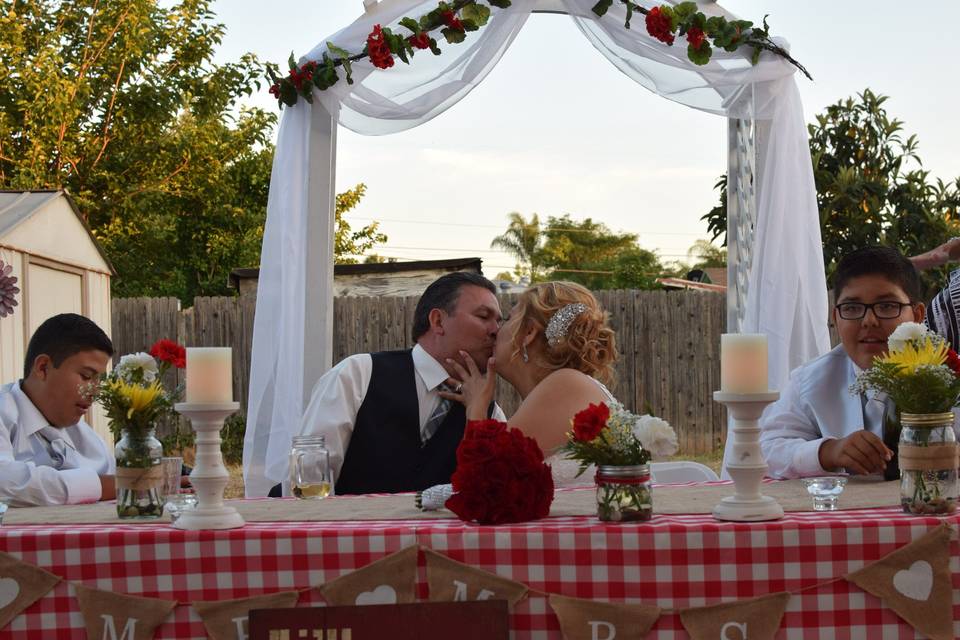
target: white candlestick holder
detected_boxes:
[172,402,244,530]
[713,391,784,522]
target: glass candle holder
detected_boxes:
[802,476,847,511]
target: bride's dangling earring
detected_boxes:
[521,344,529,363]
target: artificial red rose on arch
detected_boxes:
[445,419,554,524]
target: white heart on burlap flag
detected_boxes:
[318,545,419,606]
[845,523,954,640]
[0,551,61,631]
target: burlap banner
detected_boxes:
[845,523,954,640]
[194,591,299,640]
[680,592,790,640]
[319,544,419,606]
[0,551,61,629]
[74,584,176,640]
[549,594,660,640]
[423,548,528,606]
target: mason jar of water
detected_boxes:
[289,435,332,499]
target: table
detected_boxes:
[1,495,958,639]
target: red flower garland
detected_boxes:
[149,339,186,369]
[408,33,431,50]
[645,7,674,45]
[366,24,395,69]
[686,26,705,49]
[446,419,554,524]
[441,9,464,31]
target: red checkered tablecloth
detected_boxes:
[1,499,958,639]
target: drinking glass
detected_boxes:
[802,477,847,511]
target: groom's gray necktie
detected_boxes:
[35,426,73,469]
[422,384,453,445]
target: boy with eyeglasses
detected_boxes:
[760,246,927,479]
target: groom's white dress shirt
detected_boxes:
[300,344,506,485]
[0,381,114,506]
[759,345,876,479]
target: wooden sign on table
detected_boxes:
[249,600,509,639]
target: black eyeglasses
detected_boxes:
[835,301,914,320]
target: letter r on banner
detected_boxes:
[589,620,616,640]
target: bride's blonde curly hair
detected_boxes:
[509,281,616,384]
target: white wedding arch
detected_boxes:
[242,0,831,496]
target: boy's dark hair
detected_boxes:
[23,313,114,378]
[833,246,922,302]
[411,272,497,342]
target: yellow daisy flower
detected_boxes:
[110,380,164,418]
[879,336,947,375]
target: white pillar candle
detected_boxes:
[185,347,233,403]
[720,334,768,393]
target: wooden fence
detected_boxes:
[112,290,727,455]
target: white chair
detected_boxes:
[650,461,720,484]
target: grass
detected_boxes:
[666,448,724,475]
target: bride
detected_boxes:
[442,281,618,485]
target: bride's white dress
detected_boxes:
[546,379,616,487]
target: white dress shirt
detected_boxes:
[299,344,506,485]
[757,345,870,479]
[0,381,114,506]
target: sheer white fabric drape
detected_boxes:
[244,0,829,495]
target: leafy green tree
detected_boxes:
[539,215,665,289]
[490,212,543,280]
[701,89,960,297]
[335,183,388,264]
[687,239,726,270]
[0,1,387,301]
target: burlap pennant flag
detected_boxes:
[194,591,299,640]
[680,592,790,640]
[423,548,528,606]
[75,584,177,640]
[319,544,418,606]
[845,523,954,640]
[0,551,61,630]
[549,594,660,640]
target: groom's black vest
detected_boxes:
[335,349,469,495]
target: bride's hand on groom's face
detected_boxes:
[442,351,496,419]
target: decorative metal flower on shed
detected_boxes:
[0,260,19,318]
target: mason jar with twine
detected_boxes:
[898,412,959,515]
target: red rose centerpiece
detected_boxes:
[560,401,678,522]
[444,419,554,525]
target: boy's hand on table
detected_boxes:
[819,431,892,476]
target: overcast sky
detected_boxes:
[210,0,960,275]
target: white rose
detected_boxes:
[887,322,928,353]
[632,415,678,457]
[116,352,159,383]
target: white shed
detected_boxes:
[0,189,115,443]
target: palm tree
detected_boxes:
[490,212,543,280]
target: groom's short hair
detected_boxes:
[23,313,113,378]
[412,272,497,342]
[833,246,921,302]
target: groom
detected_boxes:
[295,271,506,495]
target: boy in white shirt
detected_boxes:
[760,247,925,479]
[0,313,116,506]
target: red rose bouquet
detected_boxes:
[445,419,554,525]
